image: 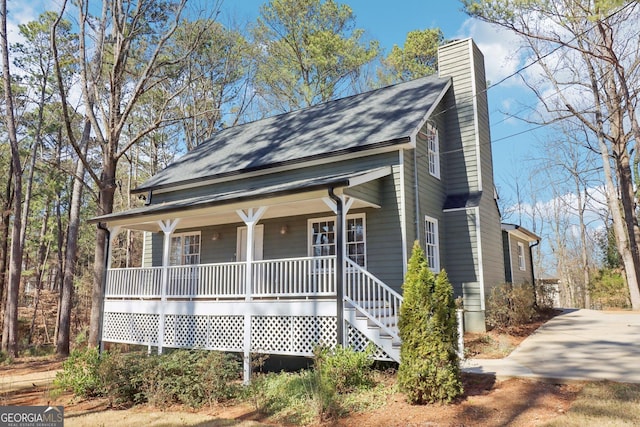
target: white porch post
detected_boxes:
[236,207,267,385]
[157,218,181,354]
[98,225,121,353]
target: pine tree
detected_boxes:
[398,241,463,404]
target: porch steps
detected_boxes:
[344,302,401,363]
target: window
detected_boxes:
[346,216,366,267]
[170,232,201,266]
[517,242,526,271]
[424,216,440,272]
[426,124,440,179]
[309,214,366,267]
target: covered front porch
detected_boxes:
[94,168,403,383]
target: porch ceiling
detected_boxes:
[91,167,390,232]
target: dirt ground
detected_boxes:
[0,360,583,427]
[0,309,577,426]
[0,356,582,427]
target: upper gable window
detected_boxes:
[517,242,526,271]
[426,124,440,179]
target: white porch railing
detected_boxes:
[344,258,403,341]
[106,267,163,297]
[252,256,335,297]
[105,256,336,299]
[166,262,246,298]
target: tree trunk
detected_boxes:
[57,131,89,356]
[88,163,116,348]
[0,0,24,357]
[0,163,12,319]
[28,200,50,346]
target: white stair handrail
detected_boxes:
[344,258,403,342]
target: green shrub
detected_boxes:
[246,371,317,425]
[314,345,374,394]
[311,345,374,419]
[398,241,463,404]
[245,347,375,423]
[591,269,630,309]
[56,348,241,408]
[54,347,102,397]
[98,350,149,407]
[142,349,241,408]
[486,283,536,329]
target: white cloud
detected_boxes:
[457,18,523,87]
[6,0,52,45]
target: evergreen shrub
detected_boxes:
[397,241,463,404]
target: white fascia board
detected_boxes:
[347,166,392,187]
[408,79,452,148]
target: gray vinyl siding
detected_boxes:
[153,152,399,204]
[443,209,479,306]
[344,179,382,207]
[403,149,417,252]
[147,168,407,291]
[439,40,480,195]
[365,171,405,292]
[438,39,505,331]
[411,103,448,268]
[479,198,506,295]
[473,42,496,197]
[506,234,533,285]
[148,202,405,289]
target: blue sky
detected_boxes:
[8,0,541,211]
[224,0,543,209]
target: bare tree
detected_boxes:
[464,0,640,308]
[51,0,220,347]
[0,0,24,356]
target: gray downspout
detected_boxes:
[328,187,344,347]
[97,222,111,354]
[529,239,540,308]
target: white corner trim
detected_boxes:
[475,206,486,311]
[398,150,408,275]
[469,40,483,193]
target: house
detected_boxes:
[91,38,507,382]
[502,223,540,285]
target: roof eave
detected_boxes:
[409,78,452,147]
[132,137,410,195]
[501,223,541,242]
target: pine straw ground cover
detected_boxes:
[2,309,639,427]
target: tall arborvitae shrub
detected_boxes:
[398,241,463,404]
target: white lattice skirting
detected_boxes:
[102,311,391,360]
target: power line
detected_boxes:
[431,1,638,147]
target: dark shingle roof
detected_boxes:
[91,167,390,224]
[135,74,451,193]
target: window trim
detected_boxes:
[426,124,440,179]
[517,241,526,271]
[169,231,201,266]
[307,213,367,268]
[424,215,440,272]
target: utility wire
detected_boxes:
[430,1,638,150]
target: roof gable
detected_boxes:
[136,74,450,193]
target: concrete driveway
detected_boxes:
[462,309,640,383]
